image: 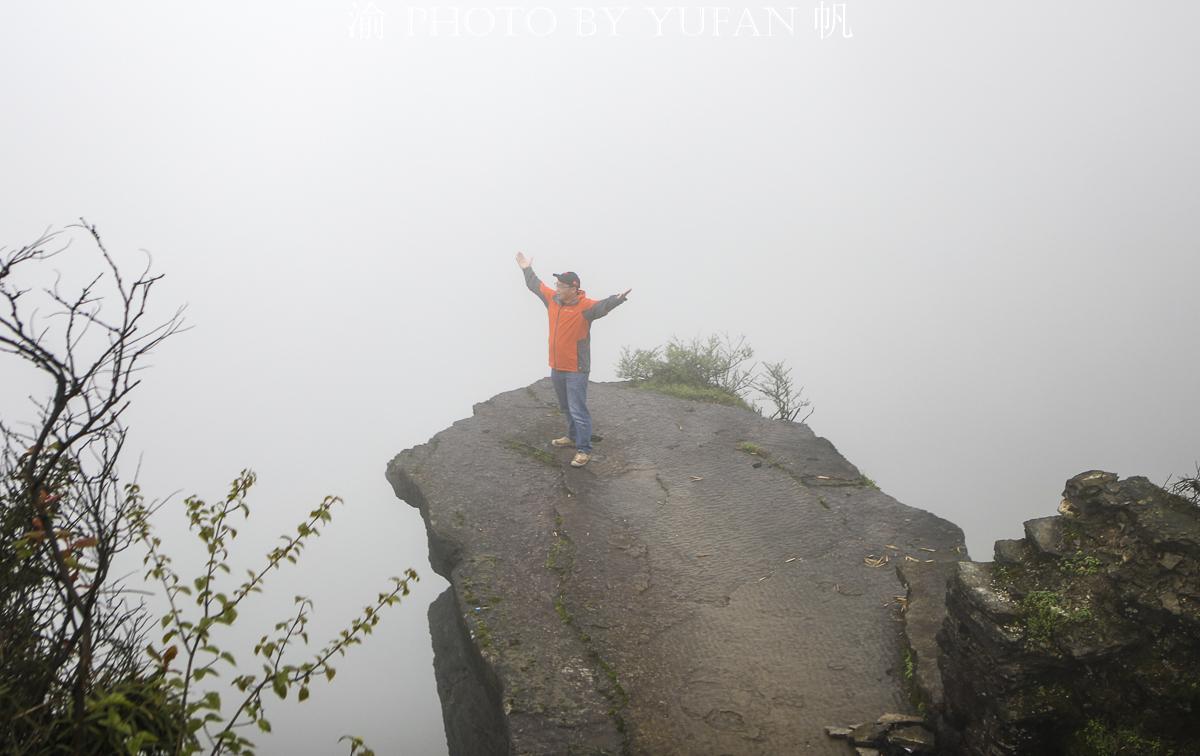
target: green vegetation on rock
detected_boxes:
[1,226,412,755]
[1019,590,1093,648]
[632,381,751,409]
[543,511,629,747]
[502,438,558,467]
[1066,718,1175,756]
[617,333,813,421]
[737,441,767,456]
[1060,551,1103,576]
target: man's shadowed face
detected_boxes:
[555,280,580,305]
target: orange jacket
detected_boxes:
[523,267,626,373]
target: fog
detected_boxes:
[2,1,1198,753]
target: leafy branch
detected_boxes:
[132,471,418,755]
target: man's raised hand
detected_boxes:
[618,289,632,301]
[516,252,532,270]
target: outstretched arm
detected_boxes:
[584,289,632,321]
[516,251,553,307]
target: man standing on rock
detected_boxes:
[516,252,631,468]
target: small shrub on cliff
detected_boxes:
[1,223,187,753]
[616,333,813,421]
[1164,462,1200,506]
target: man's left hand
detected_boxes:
[618,289,632,301]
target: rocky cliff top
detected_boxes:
[934,470,1200,755]
[387,379,965,755]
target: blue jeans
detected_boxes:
[551,369,592,453]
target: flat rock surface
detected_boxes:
[387,380,966,755]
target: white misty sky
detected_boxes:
[2,2,1198,754]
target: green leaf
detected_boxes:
[272,673,287,699]
[257,718,272,733]
[298,685,309,702]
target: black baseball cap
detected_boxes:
[553,271,581,288]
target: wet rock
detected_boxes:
[937,470,1200,755]
[1024,516,1068,557]
[387,379,966,755]
[886,723,936,752]
[1160,552,1183,570]
[895,560,961,711]
[850,720,888,745]
[876,712,926,727]
[992,538,1028,564]
[427,591,509,756]
[827,714,937,756]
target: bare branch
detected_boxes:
[1,222,184,747]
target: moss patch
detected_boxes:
[502,438,558,467]
[1066,718,1175,756]
[1059,551,1103,576]
[1019,590,1093,648]
[545,511,630,750]
[630,380,753,410]
[737,441,767,456]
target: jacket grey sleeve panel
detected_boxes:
[583,294,625,322]
[576,333,591,373]
[524,266,549,308]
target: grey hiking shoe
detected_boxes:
[570,452,591,467]
[551,436,574,448]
